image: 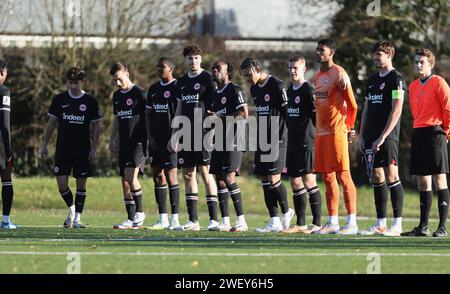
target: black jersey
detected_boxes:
[209,82,247,150]
[362,69,406,144]
[177,70,215,149]
[146,79,179,145]
[286,82,315,151]
[113,85,147,151]
[0,84,11,159]
[48,91,102,153]
[250,75,288,149]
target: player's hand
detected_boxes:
[206,110,216,117]
[109,140,116,153]
[358,138,365,153]
[348,129,356,143]
[39,144,48,160]
[88,148,96,162]
[372,137,385,152]
[205,130,214,151]
[5,155,13,169]
[167,139,178,154]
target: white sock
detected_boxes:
[377,218,387,227]
[237,215,246,223]
[74,212,81,223]
[392,217,402,227]
[160,213,169,223]
[222,216,231,226]
[2,215,10,223]
[271,216,281,225]
[171,214,179,222]
[69,204,75,216]
[329,215,339,225]
[347,214,357,226]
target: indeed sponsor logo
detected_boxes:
[215,108,227,116]
[117,109,133,116]
[63,112,85,123]
[256,105,270,112]
[367,93,383,102]
[314,91,328,98]
[182,94,199,102]
[153,103,168,110]
[287,107,300,114]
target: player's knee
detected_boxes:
[433,174,448,190]
[153,174,166,186]
[303,175,317,189]
[183,171,195,182]
[386,174,399,184]
[372,172,385,183]
[323,173,336,185]
[217,181,227,190]
[268,174,281,185]
[417,176,431,191]
[224,174,236,186]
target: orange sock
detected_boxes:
[323,172,340,216]
[336,170,356,215]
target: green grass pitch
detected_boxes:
[1,177,449,274]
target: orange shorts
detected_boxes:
[314,133,350,173]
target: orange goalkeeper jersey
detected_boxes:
[312,64,358,136]
[409,75,450,134]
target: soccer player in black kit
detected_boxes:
[40,67,102,228]
[358,41,406,236]
[239,58,294,233]
[109,63,147,229]
[208,60,249,232]
[284,56,322,234]
[0,61,18,229]
[146,57,181,230]
[168,45,218,231]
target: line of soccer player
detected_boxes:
[1,39,449,237]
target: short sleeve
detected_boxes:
[48,96,60,118]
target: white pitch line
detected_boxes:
[0,236,426,242]
[1,251,450,257]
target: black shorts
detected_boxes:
[119,143,146,177]
[286,148,314,177]
[209,150,242,176]
[150,148,177,170]
[54,149,92,178]
[177,150,211,168]
[254,146,287,176]
[366,139,399,168]
[410,126,449,175]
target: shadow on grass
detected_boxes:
[1,227,450,251]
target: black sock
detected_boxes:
[437,189,450,228]
[228,183,244,216]
[155,185,168,214]
[273,181,289,214]
[75,189,87,214]
[308,186,322,226]
[218,187,230,218]
[373,182,388,219]
[124,198,136,221]
[419,191,433,228]
[293,188,307,226]
[206,195,218,221]
[131,189,143,213]
[186,193,198,222]
[389,181,404,218]
[262,181,278,217]
[169,184,180,214]
[1,179,13,216]
[59,188,74,207]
